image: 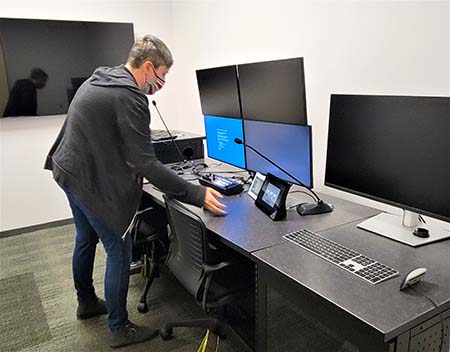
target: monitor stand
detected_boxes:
[357,210,450,247]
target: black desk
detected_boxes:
[143,184,380,258]
[253,221,450,352]
[143,164,450,352]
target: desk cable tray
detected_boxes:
[283,229,399,285]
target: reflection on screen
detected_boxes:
[204,115,246,168]
[0,18,134,117]
[250,177,264,195]
[262,183,281,207]
[244,120,312,188]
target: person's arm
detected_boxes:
[116,92,226,214]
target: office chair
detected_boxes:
[131,204,169,313]
[160,195,241,340]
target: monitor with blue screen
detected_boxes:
[204,115,246,168]
[244,121,313,188]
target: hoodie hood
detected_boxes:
[90,65,143,96]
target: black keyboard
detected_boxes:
[151,129,182,141]
[283,229,399,285]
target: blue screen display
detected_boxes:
[244,121,312,188]
[204,115,246,168]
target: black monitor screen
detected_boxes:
[196,65,241,118]
[238,58,307,125]
[325,94,450,222]
[0,18,133,117]
[204,115,246,168]
[244,120,312,188]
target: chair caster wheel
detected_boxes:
[160,327,173,340]
[137,302,148,313]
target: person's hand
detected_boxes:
[204,188,227,215]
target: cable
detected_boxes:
[407,285,445,352]
[151,100,193,169]
[289,190,318,202]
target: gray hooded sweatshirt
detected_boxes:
[45,65,205,237]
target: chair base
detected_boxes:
[160,318,226,340]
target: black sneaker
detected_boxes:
[109,322,159,348]
[76,298,108,320]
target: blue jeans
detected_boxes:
[66,192,132,331]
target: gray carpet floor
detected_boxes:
[0,224,250,352]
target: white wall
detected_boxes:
[170,0,449,219]
[1,0,449,231]
[0,115,68,231]
[0,1,174,232]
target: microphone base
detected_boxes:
[170,160,193,172]
[296,200,334,216]
[179,160,194,170]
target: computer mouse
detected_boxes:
[413,227,430,238]
[400,267,427,290]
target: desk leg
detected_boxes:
[394,331,409,352]
[256,263,267,352]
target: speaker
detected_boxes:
[152,132,204,164]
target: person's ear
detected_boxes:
[144,61,154,77]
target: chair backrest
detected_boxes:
[163,195,209,299]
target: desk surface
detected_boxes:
[253,220,450,342]
[143,182,380,256]
[143,161,450,348]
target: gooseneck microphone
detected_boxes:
[234,138,333,215]
[152,100,191,169]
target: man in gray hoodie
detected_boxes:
[45,35,226,348]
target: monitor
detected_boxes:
[325,94,450,245]
[244,120,313,188]
[238,58,307,125]
[0,18,133,117]
[196,65,241,119]
[204,115,246,168]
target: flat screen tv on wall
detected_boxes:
[0,18,134,117]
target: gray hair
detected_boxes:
[127,35,173,69]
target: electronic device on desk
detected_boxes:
[203,115,246,169]
[283,229,399,284]
[151,129,182,141]
[234,136,333,219]
[255,173,291,220]
[196,65,241,119]
[238,57,308,125]
[400,268,427,290]
[198,173,243,196]
[325,94,450,246]
[248,172,266,200]
[151,100,201,168]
